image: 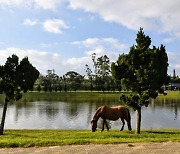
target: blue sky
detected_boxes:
[0,0,180,76]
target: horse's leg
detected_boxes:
[120,118,125,131]
[101,119,105,132]
[104,120,109,131]
[126,119,132,131]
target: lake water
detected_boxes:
[0,98,180,130]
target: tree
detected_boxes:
[0,54,39,135]
[173,69,177,79]
[111,28,169,134]
[46,69,59,91]
[85,64,93,91]
[64,71,84,91]
[90,53,111,91]
[37,84,41,92]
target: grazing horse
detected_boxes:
[91,105,132,132]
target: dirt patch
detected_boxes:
[0,142,179,154]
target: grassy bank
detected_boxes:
[1,90,179,103]
[0,129,179,147]
[0,90,179,103]
[15,91,122,103]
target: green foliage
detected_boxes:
[64,71,84,91]
[37,85,41,92]
[112,28,169,134]
[0,54,39,135]
[0,55,39,101]
[112,28,169,109]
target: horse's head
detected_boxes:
[91,119,97,132]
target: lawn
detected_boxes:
[0,129,179,147]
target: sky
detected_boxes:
[0,0,180,76]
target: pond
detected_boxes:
[0,97,180,130]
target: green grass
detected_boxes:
[15,91,122,103]
[159,91,180,98]
[0,91,179,103]
[0,129,179,147]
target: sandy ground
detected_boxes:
[0,142,179,154]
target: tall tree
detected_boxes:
[91,53,111,91]
[0,54,39,135]
[85,64,93,91]
[96,55,111,91]
[111,28,169,134]
[173,69,176,79]
[96,55,111,78]
[64,71,84,91]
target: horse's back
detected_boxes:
[102,105,130,120]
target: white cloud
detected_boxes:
[65,57,90,70]
[0,0,64,10]
[162,37,175,43]
[0,0,26,7]
[0,48,62,74]
[71,37,128,70]
[43,19,68,34]
[72,37,128,58]
[0,47,179,76]
[0,47,91,76]
[40,42,59,48]
[23,19,38,26]
[79,37,127,51]
[69,0,180,38]
[34,0,62,10]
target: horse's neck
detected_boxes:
[93,108,101,122]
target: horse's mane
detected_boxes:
[93,106,102,120]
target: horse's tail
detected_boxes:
[126,108,132,131]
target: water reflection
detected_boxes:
[0,98,179,130]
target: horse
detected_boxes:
[91,105,132,132]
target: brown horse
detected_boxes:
[91,105,132,132]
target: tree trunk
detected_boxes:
[0,97,8,135]
[136,107,141,134]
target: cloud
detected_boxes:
[43,19,68,34]
[0,0,26,7]
[65,57,90,70]
[40,42,59,48]
[69,0,180,38]
[0,48,62,74]
[34,0,62,10]
[0,0,64,10]
[72,37,128,60]
[70,37,129,73]
[23,18,69,34]
[23,19,38,26]
[71,37,180,76]
[73,37,127,51]
[0,47,179,77]
[0,47,90,76]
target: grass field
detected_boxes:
[0,129,179,147]
[1,90,179,103]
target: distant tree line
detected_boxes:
[35,53,120,92]
[34,54,180,93]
